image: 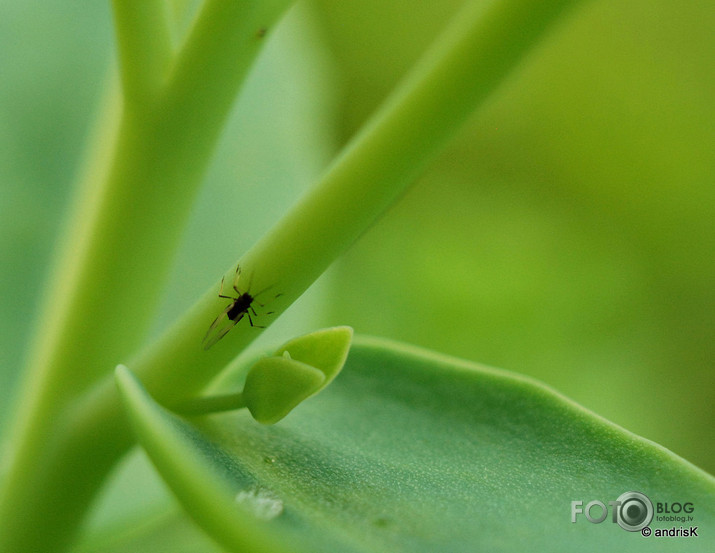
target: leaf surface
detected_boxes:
[116,336,715,552]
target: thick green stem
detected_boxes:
[0,2,293,552]
[0,1,586,551]
[111,0,173,105]
[61,0,587,415]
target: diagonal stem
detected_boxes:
[0,1,587,552]
[111,0,173,106]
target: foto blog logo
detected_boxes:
[571,491,654,532]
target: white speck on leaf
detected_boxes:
[235,486,284,520]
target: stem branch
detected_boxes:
[111,0,173,106]
[0,2,294,551]
[0,1,586,551]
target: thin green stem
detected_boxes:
[175,392,247,416]
[111,0,173,106]
[166,0,284,117]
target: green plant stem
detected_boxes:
[175,392,247,416]
[0,1,586,551]
[0,2,293,552]
[111,0,173,105]
[84,0,589,410]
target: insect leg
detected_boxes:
[252,284,277,301]
[252,294,280,308]
[246,310,266,329]
[217,276,234,299]
[232,265,243,294]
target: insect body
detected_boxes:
[202,266,273,350]
[225,292,255,322]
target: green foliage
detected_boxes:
[244,327,353,423]
[117,337,715,552]
[322,0,715,472]
[0,1,713,552]
[175,326,354,423]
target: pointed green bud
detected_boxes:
[243,326,353,424]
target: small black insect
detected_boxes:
[202,266,275,350]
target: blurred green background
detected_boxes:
[1,0,713,487]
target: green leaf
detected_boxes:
[243,326,352,424]
[116,337,715,552]
[114,365,283,553]
[244,358,325,425]
[271,325,353,389]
